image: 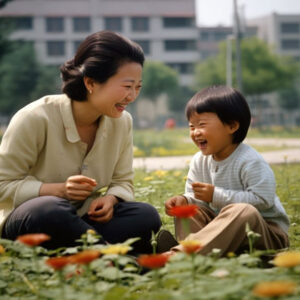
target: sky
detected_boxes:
[196,0,300,26]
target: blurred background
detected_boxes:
[0,0,299,132]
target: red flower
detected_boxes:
[137,253,170,269]
[46,256,70,270]
[169,205,198,218]
[17,233,51,247]
[69,250,100,265]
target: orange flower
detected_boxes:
[137,253,169,269]
[69,250,100,265]
[180,240,202,254]
[169,204,198,218]
[252,281,296,298]
[17,233,50,247]
[46,256,70,270]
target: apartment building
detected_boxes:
[198,25,257,59]
[0,0,199,85]
[248,13,300,61]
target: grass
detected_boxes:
[133,127,300,157]
[0,163,299,299]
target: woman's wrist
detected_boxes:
[39,183,66,198]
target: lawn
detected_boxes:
[133,127,300,157]
[1,163,300,299]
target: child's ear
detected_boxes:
[229,121,240,133]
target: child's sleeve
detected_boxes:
[211,159,277,211]
[183,153,210,209]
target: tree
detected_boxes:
[140,61,179,100]
[0,0,14,62]
[195,37,298,96]
[0,43,40,115]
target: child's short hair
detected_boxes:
[185,85,251,143]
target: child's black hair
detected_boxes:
[185,85,251,143]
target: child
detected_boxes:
[163,85,289,256]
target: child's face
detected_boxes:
[189,112,239,161]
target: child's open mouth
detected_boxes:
[197,140,207,149]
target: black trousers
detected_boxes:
[2,196,161,253]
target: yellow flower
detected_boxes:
[183,176,187,181]
[252,281,296,298]
[154,170,168,177]
[87,229,96,235]
[144,176,154,181]
[173,171,182,177]
[179,240,202,254]
[0,245,5,255]
[227,252,236,258]
[273,251,300,268]
[100,244,131,255]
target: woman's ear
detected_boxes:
[83,76,95,94]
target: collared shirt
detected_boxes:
[0,94,134,233]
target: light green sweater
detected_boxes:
[0,94,134,234]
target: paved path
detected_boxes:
[133,139,300,170]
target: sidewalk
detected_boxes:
[133,148,300,170]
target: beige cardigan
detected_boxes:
[0,94,134,234]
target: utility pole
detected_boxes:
[226,35,233,87]
[233,0,243,92]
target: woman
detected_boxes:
[0,31,161,252]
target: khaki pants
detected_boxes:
[173,203,289,256]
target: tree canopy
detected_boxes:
[194,37,299,97]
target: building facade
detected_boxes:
[0,0,199,85]
[248,13,300,61]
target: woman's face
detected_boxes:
[86,62,143,118]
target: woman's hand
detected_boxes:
[165,195,188,216]
[63,175,97,201]
[88,195,118,223]
[191,182,214,203]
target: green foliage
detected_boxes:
[140,61,179,100]
[0,43,60,116]
[195,37,299,96]
[278,86,300,110]
[0,164,300,299]
[0,43,39,115]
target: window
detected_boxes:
[167,63,194,74]
[281,39,300,50]
[281,23,299,34]
[131,17,149,32]
[73,40,83,53]
[46,17,64,33]
[163,17,194,28]
[200,31,210,41]
[213,31,227,41]
[13,17,33,30]
[47,41,65,56]
[104,17,122,31]
[133,40,150,55]
[164,40,196,51]
[73,17,90,32]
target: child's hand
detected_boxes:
[191,182,214,203]
[165,195,188,216]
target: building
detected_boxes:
[0,0,199,85]
[198,25,257,59]
[248,13,300,61]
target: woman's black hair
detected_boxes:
[185,85,251,143]
[60,30,145,101]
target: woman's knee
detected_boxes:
[22,196,75,224]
